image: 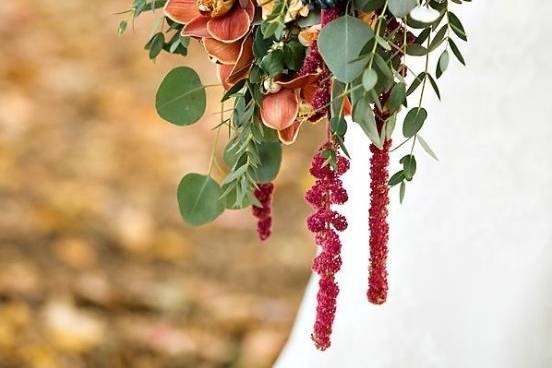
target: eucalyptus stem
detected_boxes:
[417,33,431,110]
[368,0,389,70]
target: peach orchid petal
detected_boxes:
[207,6,251,43]
[278,121,302,145]
[203,38,242,64]
[216,64,234,90]
[227,36,253,84]
[302,84,317,105]
[261,89,299,131]
[164,0,201,24]
[244,0,256,21]
[182,16,210,38]
[276,73,319,90]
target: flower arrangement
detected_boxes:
[119,0,469,350]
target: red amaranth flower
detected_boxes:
[299,8,340,121]
[367,139,391,304]
[306,143,349,350]
[252,183,274,241]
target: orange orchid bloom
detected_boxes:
[260,73,321,145]
[261,73,353,145]
[164,0,255,88]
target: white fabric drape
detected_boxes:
[275,1,552,367]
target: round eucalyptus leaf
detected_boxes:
[362,68,378,92]
[436,50,449,78]
[388,0,417,18]
[177,173,224,226]
[156,67,206,126]
[318,16,374,82]
[330,116,347,136]
[388,82,406,113]
[254,142,282,183]
[402,107,427,138]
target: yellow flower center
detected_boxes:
[197,0,235,18]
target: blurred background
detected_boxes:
[0,1,327,367]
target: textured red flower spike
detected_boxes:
[252,183,274,241]
[299,8,340,120]
[367,139,391,304]
[306,143,349,350]
[300,8,346,350]
[365,19,415,305]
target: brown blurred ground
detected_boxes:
[0,1,327,367]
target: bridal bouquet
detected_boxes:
[119,0,469,350]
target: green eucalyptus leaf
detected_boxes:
[253,28,273,59]
[373,53,393,85]
[385,113,397,139]
[448,11,467,41]
[330,116,348,136]
[156,67,206,125]
[177,173,224,226]
[221,79,246,102]
[254,142,282,183]
[399,181,406,203]
[389,170,405,186]
[222,184,255,209]
[261,124,280,142]
[261,50,285,77]
[407,72,426,96]
[429,24,448,50]
[406,44,429,56]
[449,39,466,65]
[416,28,431,44]
[353,96,382,149]
[318,15,374,82]
[118,20,128,34]
[349,76,364,108]
[402,107,427,137]
[362,68,378,92]
[417,135,439,160]
[400,154,417,180]
[284,41,306,71]
[388,82,406,113]
[148,32,165,59]
[331,80,347,118]
[427,73,441,100]
[388,0,417,18]
[436,50,449,78]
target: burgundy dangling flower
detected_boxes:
[365,21,414,305]
[306,143,349,350]
[252,183,274,241]
[367,139,391,304]
[299,8,340,120]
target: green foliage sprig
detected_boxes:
[119,0,470,224]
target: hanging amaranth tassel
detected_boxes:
[300,7,346,350]
[366,19,414,305]
[306,143,349,350]
[252,183,274,241]
[367,138,391,304]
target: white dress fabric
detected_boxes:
[275,1,552,367]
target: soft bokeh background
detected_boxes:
[0,1,325,367]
